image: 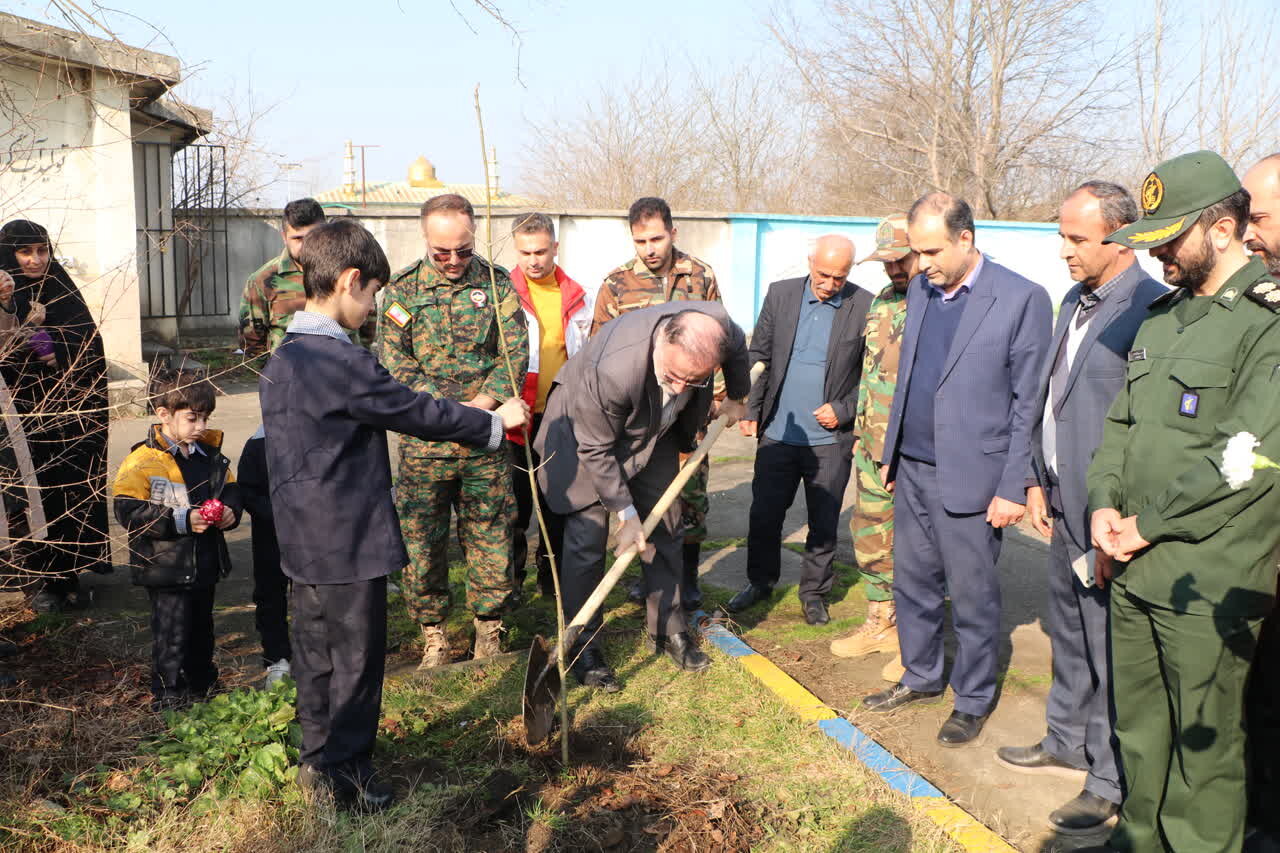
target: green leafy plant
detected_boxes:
[142,680,301,799]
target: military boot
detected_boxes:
[472,617,502,659]
[419,624,449,671]
[829,599,899,658]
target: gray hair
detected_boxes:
[663,310,727,371]
[1074,181,1139,232]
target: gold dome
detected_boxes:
[408,156,442,188]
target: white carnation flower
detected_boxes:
[1222,431,1261,489]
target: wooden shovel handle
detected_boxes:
[564,361,766,634]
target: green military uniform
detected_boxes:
[238,251,376,357]
[593,249,721,544]
[378,256,529,625]
[851,283,907,601]
[1087,151,1280,853]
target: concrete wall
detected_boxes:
[0,62,151,380]
[205,207,1166,342]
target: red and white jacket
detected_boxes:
[508,264,594,444]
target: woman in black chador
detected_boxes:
[0,220,110,611]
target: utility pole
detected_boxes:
[352,144,381,208]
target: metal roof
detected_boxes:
[314,181,541,209]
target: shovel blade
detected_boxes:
[522,634,560,745]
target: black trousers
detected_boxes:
[509,414,565,587]
[251,522,291,666]
[745,437,852,601]
[147,586,217,698]
[1248,585,1280,830]
[559,434,684,660]
[291,577,386,775]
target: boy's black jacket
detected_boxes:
[112,425,243,588]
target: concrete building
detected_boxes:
[0,12,211,400]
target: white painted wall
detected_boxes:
[0,62,145,378]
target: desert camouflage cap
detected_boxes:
[1105,150,1242,249]
[858,214,911,264]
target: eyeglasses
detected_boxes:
[430,246,474,263]
[661,370,713,390]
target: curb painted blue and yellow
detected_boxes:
[695,614,1018,853]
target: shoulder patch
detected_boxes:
[1245,279,1280,312]
[384,301,412,328]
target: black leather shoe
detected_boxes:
[330,765,396,812]
[995,743,1087,778]
[937,710,988,746]
[571,648,621,693]
[1049,790,1119,836]
[727,583,772,613]
[652,632,711,672]
[802,598,829,626]
[626,579,647,604]
[862,682,942,712]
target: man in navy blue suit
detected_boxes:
[863,192,1052,747]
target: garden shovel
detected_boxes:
[523,362,764,745]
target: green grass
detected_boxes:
[0,561,958,852]
[710,454,755,464]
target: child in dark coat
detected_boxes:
[238,425,291,685]
[259,219,528,810]
[113,372,242,711]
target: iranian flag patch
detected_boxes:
[384,301,412,328]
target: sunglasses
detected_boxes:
[430,246,474,263]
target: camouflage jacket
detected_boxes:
[238,252,376,356]
[854,284,908,461]
[377,256,529,458]
[591,249,721,334]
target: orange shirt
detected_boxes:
[528,270,567,412]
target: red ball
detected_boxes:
[199,499,225,525]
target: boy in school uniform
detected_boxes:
[259,219,528,810]
[113,371,242,712]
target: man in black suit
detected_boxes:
[729,235,873,625]
[995,182,1166,835]
[536,303,751,688]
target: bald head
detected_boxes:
[1244,154,1280,275]
[659,309,727,388]
[808,234,854,300]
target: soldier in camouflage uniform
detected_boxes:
[830,216,917,680]
[237,198,376,357]
[378,194,529,667]
[593,197,719,609]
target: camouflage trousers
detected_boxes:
[851,444,895,602]
[396,453,514,625]
[678,452,710,545]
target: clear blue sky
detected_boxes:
[11,0,799,203]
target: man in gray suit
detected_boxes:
[864,192,1052,747]
[729,235,873,625]
[995,182,1166,835]
[536,303,751,690]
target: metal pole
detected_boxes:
[352,144,381,208]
